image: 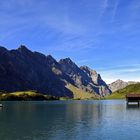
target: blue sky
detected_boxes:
[0,0,140,83]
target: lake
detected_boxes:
[0,100,140,140]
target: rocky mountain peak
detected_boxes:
[0,45,111,97]
[0,47,8,55]
[108,79,139,92]
[17,45,32,54]
[80,66,97,76]
[115,79,123,82]
[59,58,78,73]
[46,54,54,59]
[110,79,127,85]
[80,66,104,85]
[80,66,90,71]
[59,58,75,65]
[46,55,59,67]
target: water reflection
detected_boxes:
[126,104,140,109]
[0,107,2,111]
[0,100,140,140]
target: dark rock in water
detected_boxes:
[0,45,111,97]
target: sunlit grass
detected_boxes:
[0,91,59,101]
[66,84,99,100]
[106,83,140,99]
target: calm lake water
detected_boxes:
[0,100,140,140]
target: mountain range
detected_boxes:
[106,83,140,99]
[0,45,111,98]
[108,79,139,92]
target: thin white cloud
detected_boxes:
[99,64,140,83]
[0,0,88,47]
[98,64,140,71]
[46,36,98,52]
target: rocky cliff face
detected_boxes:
[0,45,73,97]
[108,79,138,92]
[0,45,111,97]
[59,59,111,96]
[80,66,111,96]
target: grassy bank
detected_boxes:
[0,91,59,101]
[0,88,99,101]
[1,83,139,101]
[66,84,99,100]
[105,83,140,99]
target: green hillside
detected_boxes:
[0,91,59,101]
[106,83,140,99]
[0,87,99,101]
[66,84,99,100]
[1,83,140,100]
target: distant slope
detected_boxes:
[66,84,99,100]
[108,79,138,92]
[106,83,140,99]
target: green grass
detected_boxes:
[106,83,140,99]
[0,91,59,101]
[0,87,100,101]
[3,83,139,101]
[66,84,99,100]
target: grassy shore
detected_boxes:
[0,91,59,101]
[1,83,140,101]
[105,83,140,99]
[0,88,99,101]
[66,84,100,100]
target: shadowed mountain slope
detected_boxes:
[0,45,111,97]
